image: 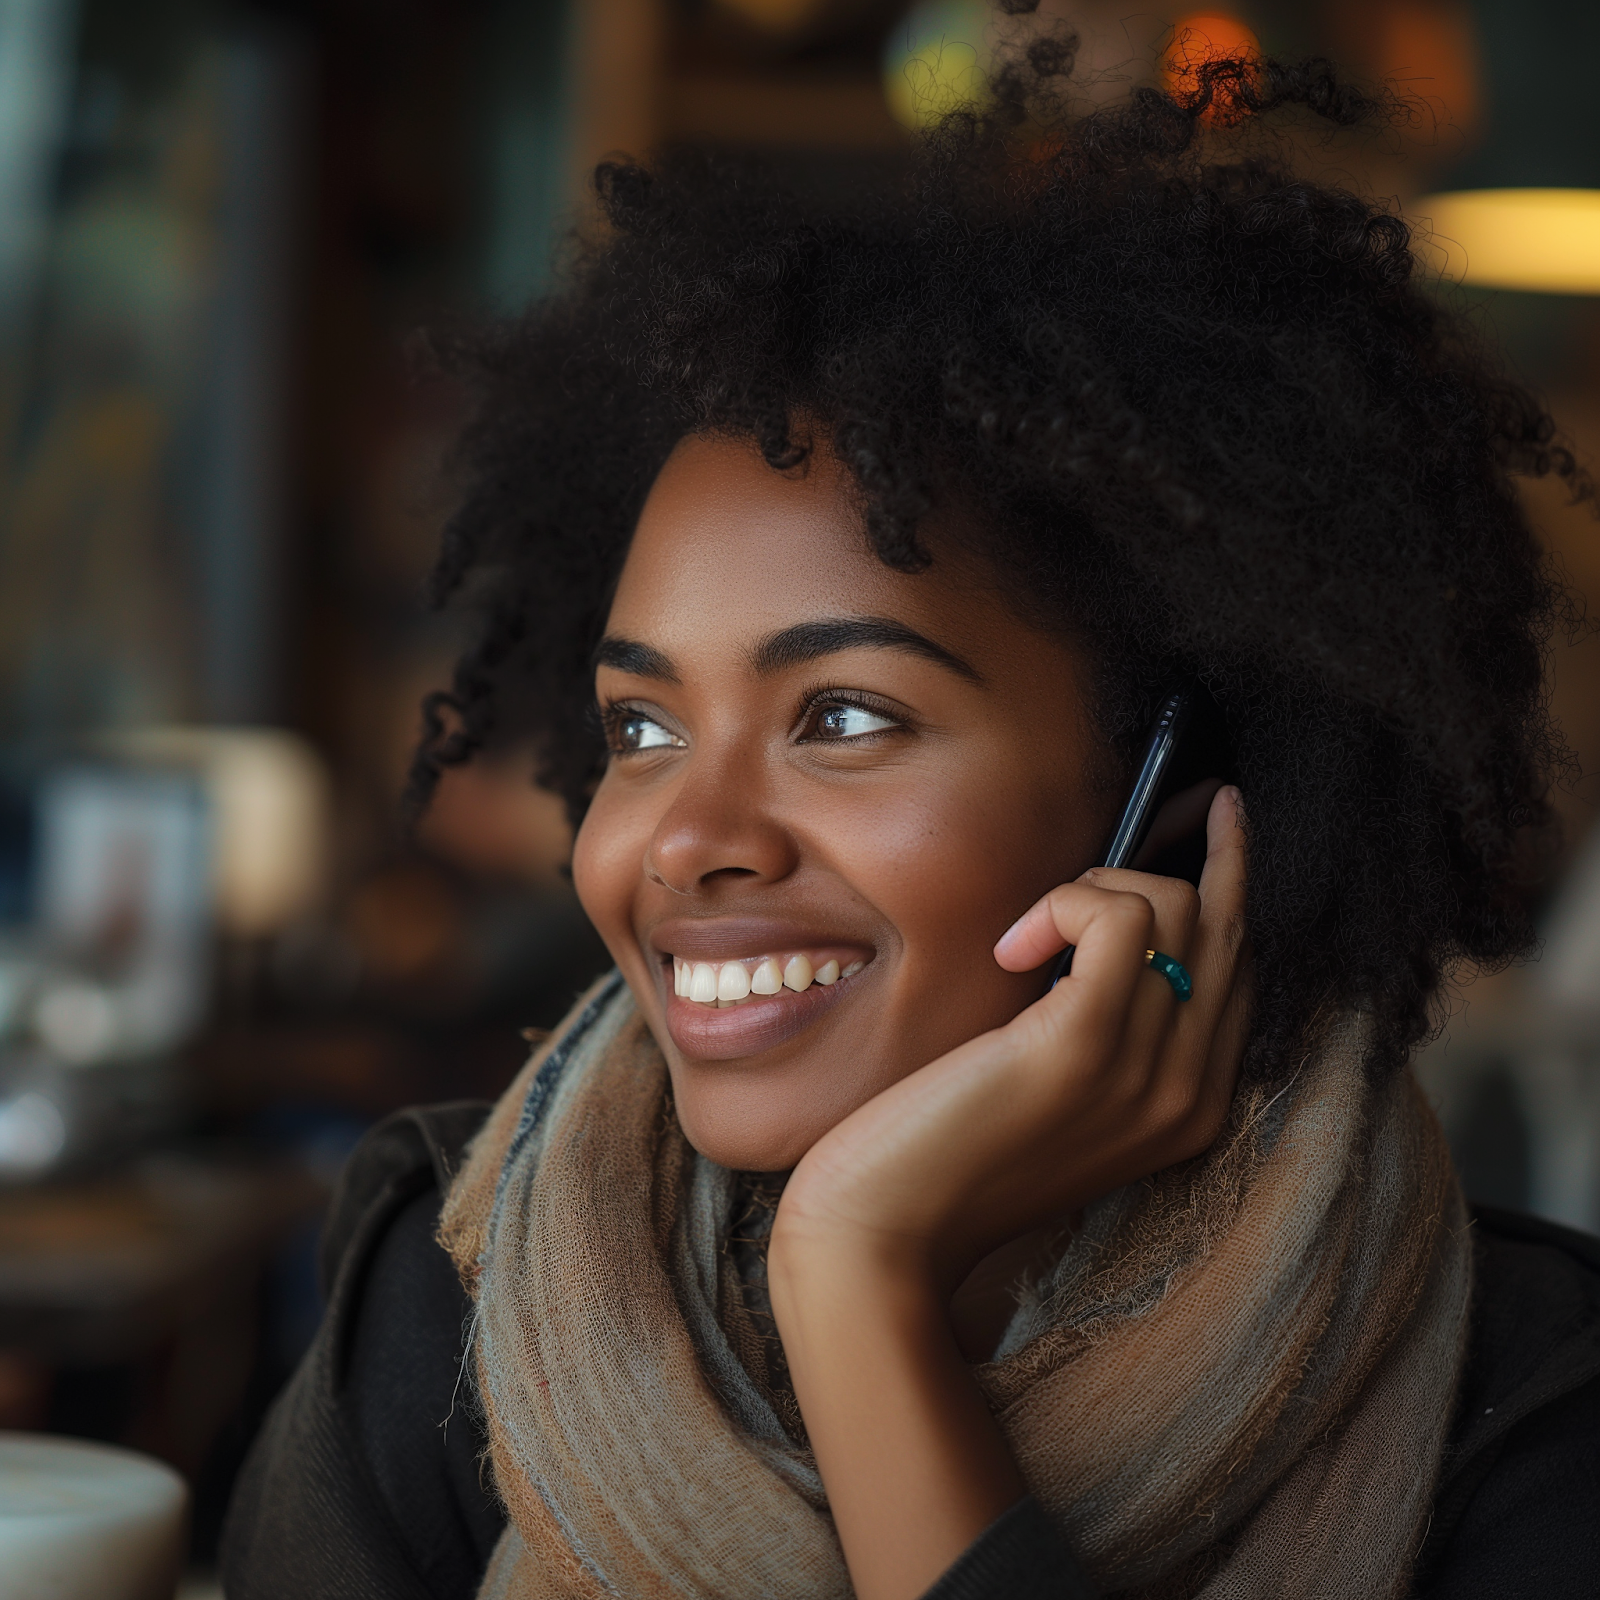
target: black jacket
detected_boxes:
[221,1103,1600,1599]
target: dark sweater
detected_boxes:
[221,1103,1600,1599]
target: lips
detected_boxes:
[648,917,874,1061]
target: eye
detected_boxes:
[810,701,900,740]
[607,709,685,754]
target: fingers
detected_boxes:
[1185,786,1249,1023]
[1078,869,1201,963]
[993,881,1148,981]
[1196,785,1247,925]
[993,880,1153,1014]
[1163,787,1251,1153]
[992,887,1080,972]
[991,782,1247,1065]
[948,788,1251,1222]
[992,876,1196,1073]
[1072,869,1200,1070]
[994,787,1244,977]
[992,869,1199,975]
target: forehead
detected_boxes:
[609,433,1007,659]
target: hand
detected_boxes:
[765,786,1250,1600]
[773,782,1252,1296]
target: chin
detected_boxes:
[666,1063,861,1173]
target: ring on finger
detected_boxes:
[1145,948,1193,1001]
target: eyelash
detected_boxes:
[599,701,677,756]
[793,685,907,742]
[598,688,908,755]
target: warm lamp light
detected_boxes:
[716,0,831,35]
[1415,188,1600,295]
[99,726,332,938]
[883,0,990,131]
[1162,13,1260,98]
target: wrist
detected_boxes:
[766,1215,1026,1600]
[767,1216,945,1338]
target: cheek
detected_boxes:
[570,785,646,955]
[870,801,1036,957]
[827,752,1090,1015]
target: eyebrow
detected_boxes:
[593,637,680,683]
[750,616,981,683]
[593,615,982,687]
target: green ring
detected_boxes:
[1147,949,1193,1001]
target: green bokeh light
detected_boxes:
[883,0,992,130]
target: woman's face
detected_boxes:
[572,434,1118,1171]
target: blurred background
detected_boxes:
[0,0,1596,1580]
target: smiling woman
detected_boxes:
[576,435,1110,1164]
[222,30,1600,1600]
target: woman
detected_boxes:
[224,46,1600,1600]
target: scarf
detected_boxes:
[440,971,1471,1599]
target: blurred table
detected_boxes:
[0,1157,322,1365]
[0,1156,325,1478]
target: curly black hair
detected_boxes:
[410,41,1587,1085]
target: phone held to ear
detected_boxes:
[1047,684,1196,990]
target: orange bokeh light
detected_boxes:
[1163,13,1261,113]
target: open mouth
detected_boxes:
[658,946,872,1060]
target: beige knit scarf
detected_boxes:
[441,971,1472,1600]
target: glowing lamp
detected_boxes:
[99,726,332,939]
[1404,0,1600,297]
[883,0,990,131]
[1414,188,1600,295]
[1162,13,1260,97]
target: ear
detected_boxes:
[1131,777,1225,872]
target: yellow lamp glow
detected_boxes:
[883,0,990,131]
[1415,188,1600,295]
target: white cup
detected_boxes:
[0,1432,187,1600]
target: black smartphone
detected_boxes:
[1096,685,1195,874]
[1047,682,1208,989]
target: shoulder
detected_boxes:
[317,1101,492,1299]
[1415,1207,1600,1595]
[1454,1205,1600,1451]
[223,1101,499,1600]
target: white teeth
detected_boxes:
[672,952,864,1005]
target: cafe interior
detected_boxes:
[0,0,1598,1591]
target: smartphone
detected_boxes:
[1047,683,1200,989]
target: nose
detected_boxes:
[644,748,799,896]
